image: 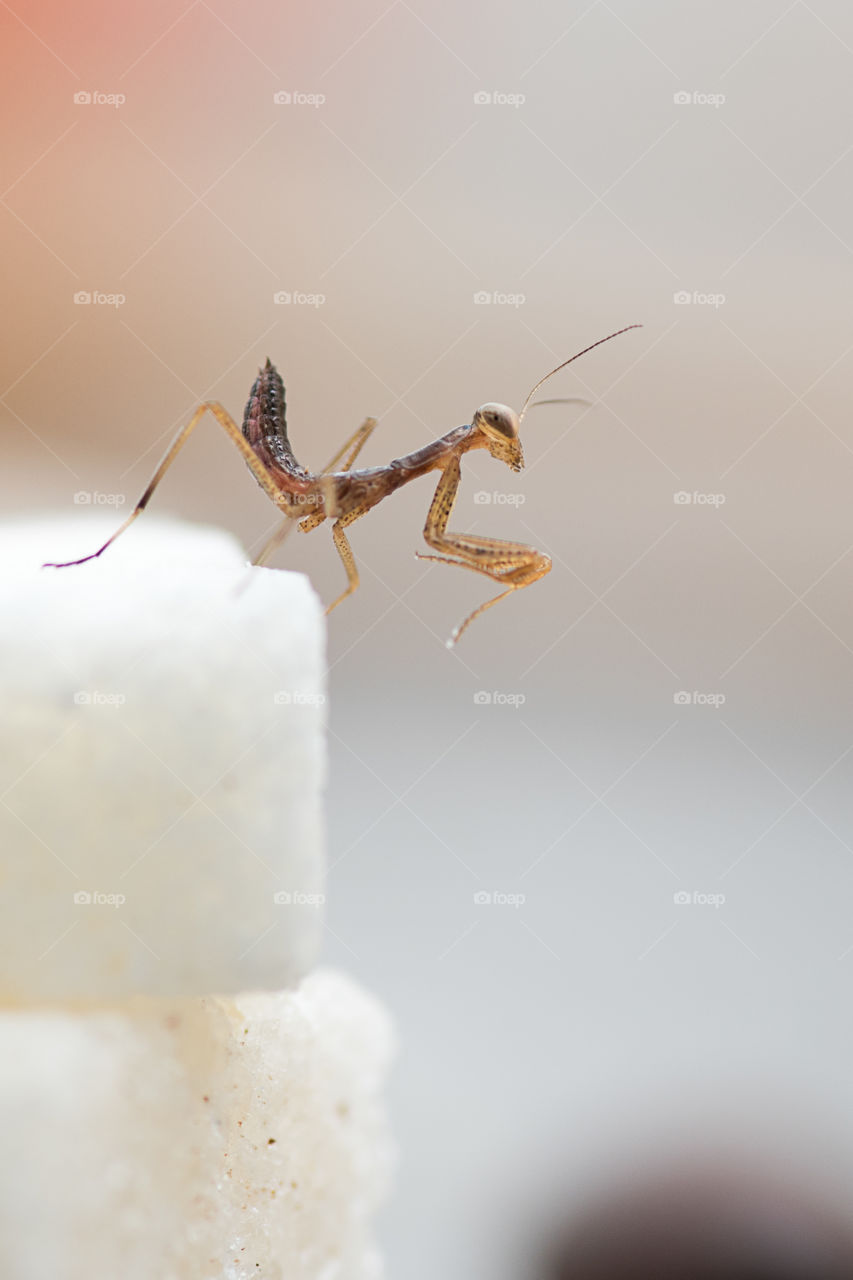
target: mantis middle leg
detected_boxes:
[251,417,378,568]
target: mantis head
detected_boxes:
[472,324,643,473]
[472,403,524,471]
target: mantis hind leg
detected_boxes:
[44,402,285,569]
[416,456,550,646]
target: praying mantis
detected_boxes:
[45,324,641,646]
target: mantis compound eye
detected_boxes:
[473,403,520,439]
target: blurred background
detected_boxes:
[5,0,853,1276]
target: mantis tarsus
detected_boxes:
[44,324,641,646]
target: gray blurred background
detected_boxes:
[4,1,853,1276]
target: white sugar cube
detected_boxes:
[0,517,326,1003]
[0,969,395,1280]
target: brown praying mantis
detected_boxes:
[44,324,641,645]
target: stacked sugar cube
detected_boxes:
[0,517,393,1279]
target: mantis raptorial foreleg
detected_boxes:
[416,455,552,645]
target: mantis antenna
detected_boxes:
[518,324,643,421]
